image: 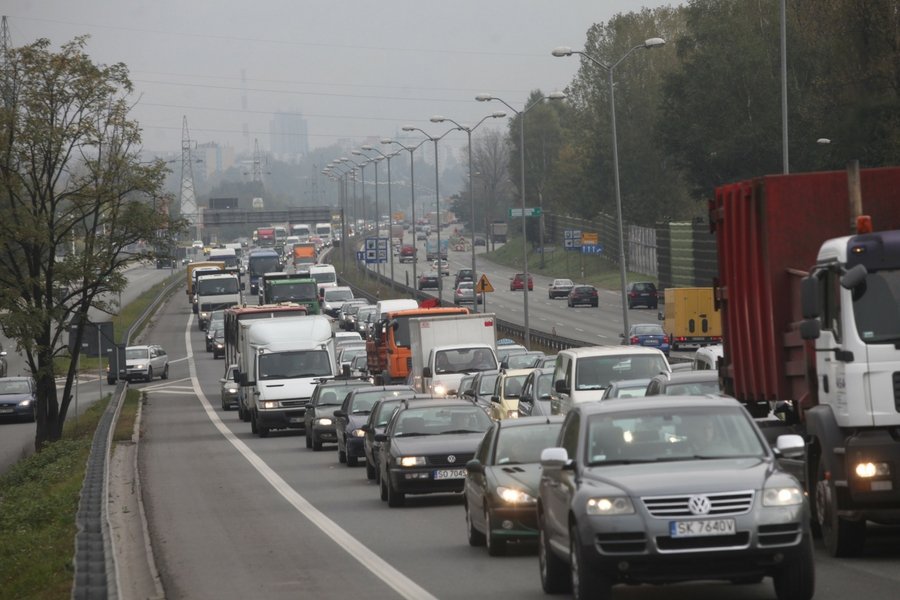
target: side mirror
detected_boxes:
[540,447,571,469]
[774,434,806,459]
[465,459,484,474]
[241,282,246,291]
[554,380,570,395]
[499,361,508,370]
[840,263,868,290]
[361,424,371,432]
[422,366,433,378]
[219,378,226,384]
[333,409,347,418]
[374,433,387,442]
[800,275,821,319]
[657,311,664,320]
[490,395,499,403]
[800,319,821,340]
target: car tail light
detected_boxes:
[629,291,637,298]
[630,336,639,344]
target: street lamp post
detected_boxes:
[363,145,402,286]
[475,91,566,347]
[402,125,457,305]
[552,38,665,340]
[429,112,506,297]
[383,137,428,288]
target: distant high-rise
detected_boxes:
[269,111,309,162]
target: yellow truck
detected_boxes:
[186,261,225,300]
[660,287,722,350]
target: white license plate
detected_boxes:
[433,468,467,480]
[0,407,14,414]
[670,519,736,537]
[645,339,659,345]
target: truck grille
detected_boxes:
[281,399,309,409]
[642,491,755,517]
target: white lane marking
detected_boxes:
[575,328,585,332]
[169,357,191,364]
[181,315,437,600]
[555,322,565,327]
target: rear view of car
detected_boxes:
[627,281,658,309]
[624,323,671,356]
[567,285,598,307]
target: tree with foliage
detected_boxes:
[0,37,182,448]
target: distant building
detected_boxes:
[270,111,309,162]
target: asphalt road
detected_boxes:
[134,281,900,600]
[0,263,178,474]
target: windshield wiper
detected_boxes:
[394,432,434,437]
[351,410,371,415]
[440,429,483,434]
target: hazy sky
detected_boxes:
[5,1,674,157]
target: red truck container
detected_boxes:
[711,165,900,558]
[257,227,276,247]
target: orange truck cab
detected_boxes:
[367,306,469,384]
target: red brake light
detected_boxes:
[630,336,639,344]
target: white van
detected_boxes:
[551,346,670,415]
[292,223,312,242]
[315,222,333,246]
[308,264,337,293]
[374,298,419,322]
[692,344,724,371]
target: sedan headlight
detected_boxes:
[854,462,890,478]
[497,486,536,505]
[506,410,519,419]
[762,486,804,506]
[17,398,33,407]
[200,312,209,319]
[351,429,366,438]
[134,363,145,369]
[316,417,333,426]
[397,456,426,467]
[586,496,634,515]
[226,387,238,394]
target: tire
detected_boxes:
[107,378,116,385]
[386,478,405,508]
[539,516,570,593]
[592,301,598,307]
[347,455,358,467]
[485,509,506,556]
[313,436,323,451]
[305,431,312,449]
[338,449,347,463]
[772,535,815,600]
[570,526,611,600]
[365,459,376,480]
[466,501,485,547]
[146,367,153,382]
[162,364,169,379]
[380,475,389,501]
[815,458,866,556]
[258,426,269,438]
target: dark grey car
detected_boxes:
[537,396,812,600]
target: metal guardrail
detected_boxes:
[72,273,182,600]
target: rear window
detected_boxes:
[575,354,668,390]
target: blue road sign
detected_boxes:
[581,244,604,255]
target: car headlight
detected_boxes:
[17,398,33,407]
[506,410,519,419]
[200,312,209,319]
[586,496,634,515]
[397,456,426,467]
[261,401,279,409]
[497,486,536,505]
[351,429,366,438]
[226,387,238,394]
[316,417,333,426]
[762,486,804,506]
[135,363,145,369]
[854,462,890,478]
[433,384,447,396]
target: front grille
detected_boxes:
[426,453,474,467]
[656,532,749,551]
[758,523,803,546]
[642,491,755,518]
[281,399,309,409]
[893,372,900,412]
[595,532,647,554]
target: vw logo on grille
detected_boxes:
[688,495,712,515]
[447,455,457,464]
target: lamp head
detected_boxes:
[339,156,349,162]
[817,138,832,145]
[430,115,446,123]
[548,91,567,101]
[380,138,393,144]
[351,150,362,156]
[475,93,493,102]
[644,37,666,49]
[361,144,373,151]
[491,111,507,118]
[401,125,416,132]
[551,46,574,57]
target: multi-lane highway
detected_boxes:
[128,266,900,600]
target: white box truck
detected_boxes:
[236,315,335,437]
[408,313,498,396]
[195,272,242,330]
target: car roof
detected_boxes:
[561,345,667,358]
[580,395,740,415]
[496,415,564,429]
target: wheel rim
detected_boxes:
[816,475,834,534]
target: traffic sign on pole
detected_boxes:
[508,207,542,218]
[474,274,495,294]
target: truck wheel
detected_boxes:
[570,525,611,600]
[539,514,570,593]
[313,437,322,451]
[772,534,815,600]
[815,459,866,557]
[338,449,347,463]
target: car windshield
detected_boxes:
[852,269,900,344]
[434,348,497,374]
[392,405,492,436]
[606,380,650,399]
[633,324,664,336]
[494,423,563,465]
[257,350,333,379]
[315,389,347,406]
[575,354,668,390]
[197,278,238,295]
[374,399,403,427]
[248,255,280,276]
[585,406,767,465]
[126,348,149,360]
[270,281,318,302]
[0,380,30,394]
[506,353,541,369]
[325,289,353,301]
[665,381,720,395]
[349,389,411,414]
[311,271,337,284]
[554,279,573,286]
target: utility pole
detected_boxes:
[180,116,199,242]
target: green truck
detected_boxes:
[261,276,320,314]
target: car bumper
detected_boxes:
[488,505,539,540]
[221,392,239,408]
[388,468,466,495]
[0,404,33,420]
[123,368,150,380]
[256,408,307,430]
[312,423,337,442]
[573,511,808,584]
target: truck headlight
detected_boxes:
[762,486,804,506]
[351,429,366,438]
[497,486,535,505]
[261,401,279,409]
[316,417,333,426]
[398,456,426,467]
[854,462,890,478]
[586,497,634,515]
[433,384,447,396]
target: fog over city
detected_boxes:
[4,1,671,159]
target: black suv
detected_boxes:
[454,268,475,288]
[626,281,658,309]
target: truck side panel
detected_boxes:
[712,167,900,414]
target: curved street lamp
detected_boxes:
[475,91,566,346]
[362,145,403,285]
[552,37,665,341]
[429,111,506,299]
[382,137,429,286]
[401,125,459,304]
